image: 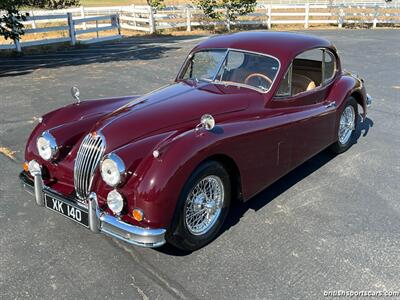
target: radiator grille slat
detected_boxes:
[74,133,105,200]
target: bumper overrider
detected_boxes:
[19,165,166,248]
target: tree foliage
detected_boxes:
[0,0,27,41]
[0,0,80,41]
[197,0,257,29]
[146,0,165,9]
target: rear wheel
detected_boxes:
[166,161,231,251]
[330,96,358,154]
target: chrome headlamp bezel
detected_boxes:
[107,189,124,215]
[100,153,126,187]
[36,131,59,161]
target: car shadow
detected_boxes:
[0,35,205,77]
[156,115,373,256]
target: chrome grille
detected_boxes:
[74,133,106,200]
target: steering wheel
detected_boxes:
[244,73,273,90]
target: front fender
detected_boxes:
[122,125,241,229]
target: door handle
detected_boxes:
[325,101,336,109]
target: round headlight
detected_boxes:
[107,190,124,214]
[100,153,126,187]
[36,131,58,161]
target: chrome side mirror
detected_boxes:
[196,114,215,131]
[71,86,80,103]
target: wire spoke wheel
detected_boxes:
[184,175,224,236]
[338,105,355,145]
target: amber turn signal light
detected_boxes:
[23,161,29,172]
[132,209,144,222]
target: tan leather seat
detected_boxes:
[292,73,316,95]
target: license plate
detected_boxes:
[44,193,89,228]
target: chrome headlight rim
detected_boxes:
[100,153,126,188]
[36,131,58,161]
[107,189,124,215]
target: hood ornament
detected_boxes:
[71,86,80,103]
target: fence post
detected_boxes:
[117,15,121,35]
[67,12,76,46]
[148,6,156,34]
[304,3,310,29]
[80,6,87,30]
[186,7,192,32]
[225,9,231,32]
[372,5,378,28]
[267,5,272,29]
[338,7,344,28]
[132,4,137,28]
[30,11,37,31]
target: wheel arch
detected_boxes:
[350,90,365,115]
[200,154,243,203]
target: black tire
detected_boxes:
[330,96,359,154]
[166,161,231,251]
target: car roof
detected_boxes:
[193,31,334,61]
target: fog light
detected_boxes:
[132,209,144,222]
[23,161,29,172]
[107,190,124,214]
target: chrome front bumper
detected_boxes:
[20,171,166,248]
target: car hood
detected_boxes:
[92,81,250,151]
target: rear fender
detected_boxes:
[329,74,367,119]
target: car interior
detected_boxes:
[276,48,336,97]
[218,51,280,91]
[291,58,321,95]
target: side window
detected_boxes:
[322,50,336,84]
[292,49,322,95]
[275,64,292,97]
[276,48,336,97]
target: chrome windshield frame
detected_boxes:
[177,48,282,94]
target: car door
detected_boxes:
[269,48,338,169]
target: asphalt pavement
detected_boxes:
[0,29,399,299]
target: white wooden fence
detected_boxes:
[0,12,121,52]
[1,3,399,52]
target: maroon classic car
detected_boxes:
[20,32,372,251]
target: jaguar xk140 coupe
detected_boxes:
[20,32,372,251]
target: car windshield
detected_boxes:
[180,49,280,92]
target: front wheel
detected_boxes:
[166,161,231,251]
[330,96,358,154]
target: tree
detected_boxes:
[0,0,27,41]
[0,0,80,41]
[146,0,165,9]
[196,0,257,31]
